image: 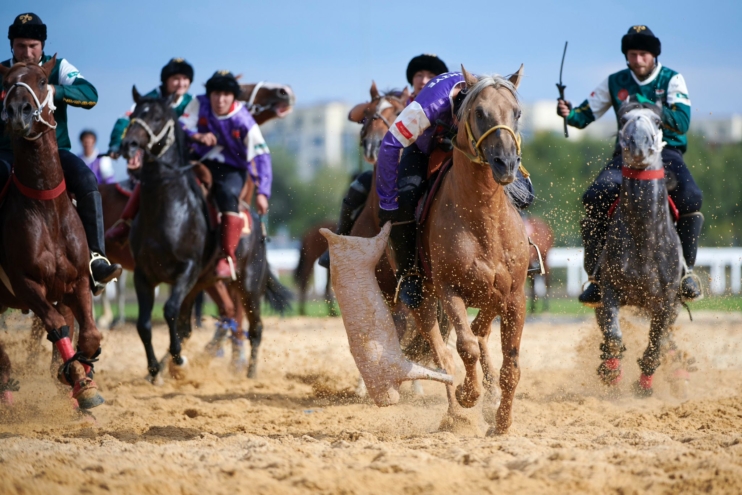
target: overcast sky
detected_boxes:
[2,0,741,157]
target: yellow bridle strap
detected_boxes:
[452,121,529,178]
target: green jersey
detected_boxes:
[108,88,192,153]
[0,53,98,151]
[566,63,691,152]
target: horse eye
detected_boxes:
[475,110,484,119]
[515,110,522,120]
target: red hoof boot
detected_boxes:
[597,358,623,386]
[105,220,131,247]
[632,374,654,398]
[72,378,105,409]
[215,257,236,281]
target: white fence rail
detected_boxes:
[267,247,742,297]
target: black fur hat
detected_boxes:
[205,70,241,97]
[621,25,661,58]
[79,129,97,142]
[406,54,448,85]
[160,57,194,84]
[8,13,46,43]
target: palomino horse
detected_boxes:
[0,57,105,409]
[410,67,529,435]
[596,100,688,396]
[98,82,295,328]
[294,220,337,316]
[524,215,554,313]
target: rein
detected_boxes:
[128,117,175,157]
[452,120,530,178]
[1,82,57,141]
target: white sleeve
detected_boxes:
[388,101,431,147]
[666,74,691,107]
[245,124,270,162]
[179,98,200,134]
[587,77,612,119]
[99,156,115,181]
[57,59,84,86]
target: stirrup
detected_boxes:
[89,253,118,290]
[226,256,237,281]
[393,268,420,305]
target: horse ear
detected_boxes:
[370,81,380,100]
[461,65,477,88]
[41,53,57,79]
[508,64,524,89]
[234,73,243,81]
[132,86,142,105]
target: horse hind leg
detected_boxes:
[133,269,160,382]
[163,268,199,380]
[243,291,263,379]
[470,306,500,425]
[595,293,626,388]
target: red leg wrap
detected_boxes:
[639,373,653,390]
[2,391,13,405]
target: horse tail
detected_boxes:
[265,268,293,315]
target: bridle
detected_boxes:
[452,117,529,178]
[245,81,273,116]
[127,116,175,158]
[1,81,57,141]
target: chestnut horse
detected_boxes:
[410,67,529,435]
[0,57,104,409]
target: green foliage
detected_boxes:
[523,132,742,247]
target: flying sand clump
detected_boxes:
[320,222,453,407]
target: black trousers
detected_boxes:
[0,148,99,199]
[203,160,247,213]
[582,147,703,219]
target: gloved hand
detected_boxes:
[378,207,400,225]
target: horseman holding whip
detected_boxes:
[0,12,122,294]
[557,26,704,306]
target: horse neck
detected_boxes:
[138,147,195,208]
[11,131,64,189]
[620,154,671,237]
[449,154,509,215]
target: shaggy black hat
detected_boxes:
[8,13,46,43]
[406,54,448,85]
[621,25,661,58]
[160,57,194,84]
[79,129,97,142]
[205,70,241,97]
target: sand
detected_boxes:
[1,310,741,494]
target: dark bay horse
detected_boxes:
[596,101,686,396]
[294,220,337,316]
[411,67,529,435]
[0,57,104,409]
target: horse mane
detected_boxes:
[455,74,530,207]
[381,89,405,100]
[618,96,662,119]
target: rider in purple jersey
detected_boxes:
[78,130,115,185]
[377,71,534,308]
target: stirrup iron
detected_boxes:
[89,253,117,288]
[393,268,420,305]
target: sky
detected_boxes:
[2,0,741,158]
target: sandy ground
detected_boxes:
[0,310,741,494]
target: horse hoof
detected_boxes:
[455,384,480,408]
[73,379,105,410]
[597,358,623,386]
[146,373,164,386]
[169,356,189,380]
[246,363,257,379]
[632,375,654,398]
[482,390,502,425]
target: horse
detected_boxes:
[98,82,295,329]
[595,100,687,397]
[0,56,105,409]
[294,220,337,316]
[407,67,529,435]
[524,215,554,313]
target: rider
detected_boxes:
[557,26,703,305]
[180,70,272,280]
[0,13,122,294]
[318,54,449,269]
[377,70,534,308]
[105,57,194,244]
[78,130,115,185]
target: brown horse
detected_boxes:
[0,57,104,409]
[524,215,554,313]
[410,67,529,435]
[294,220,337,316]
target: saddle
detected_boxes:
[191,162,253,235]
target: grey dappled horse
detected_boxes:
[595,100,688,397]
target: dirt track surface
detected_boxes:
[1,311,741,494]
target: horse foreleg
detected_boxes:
[470,306,499,424]
[635,304,675,397]
[596,289,625,387]
[242,289,263,379]
[114,271,127,327]
[440,293,481,408]
[97,288,113,330]
[492,291,526,435]
[163,265,199,379]
[133,268,159,381]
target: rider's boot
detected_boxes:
[677,212,704,300]
[77,191,124,296]
[105,182,141,247]
[318,198,359,269]
[389,219,423,309]
[215,212,243,281]
[578,216,608,307]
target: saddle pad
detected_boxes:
[608,196,679,222]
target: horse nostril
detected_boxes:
[21,102,33,116]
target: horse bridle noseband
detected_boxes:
[127,117,175,157]
[1,81,57,141]
[452,120,529,178]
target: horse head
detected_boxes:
[0,55,57,139]
[239,82,295,125]
[456,65,523,185]
[618,98,664,169]
[121,86,179,168]
[358,82,408,164]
